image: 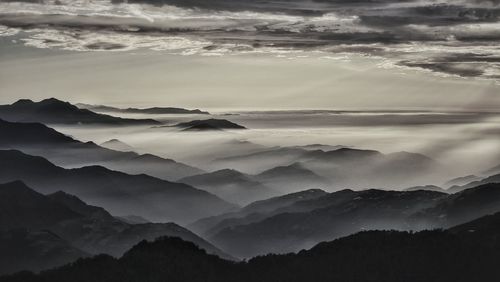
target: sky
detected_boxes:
[1,39,499,110]
[0,0,500,110]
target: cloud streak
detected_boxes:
[0,0,499,79]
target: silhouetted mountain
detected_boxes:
[0,99,160,125]
[100,139,135,152]
[0,181,233,274]
[210,188,446,258]
[77,103,209,115]
[404,185,447,193]
[0,150,235,224]
[412,183,500,228]
[47,191,114,220]
[179,169,277,205]
[206,182,500,258]
[47,191,235,259]
[0,229,88,275]
[214,147,440,189]
[0,181,82,231]
[188,189,327,236]
[254,162,331,193]
[6,213,500,282]
[443,174,482,188]
[0,119,203,180]
[241,189,328,215]
[449,211,500,236]
[174,119,246,130]
[448,173,500,193]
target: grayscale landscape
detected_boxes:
[1,0,500,281]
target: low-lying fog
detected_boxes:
[53,109,500,187]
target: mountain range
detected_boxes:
[212,146,442,189]
[179,163,330,204]
[5,210,500,282]
[0,151,235,224]
[0,180,233,274]
[190,182,500,258]
[179,169,278,205]
[447,173,500,193]
[77,103,210,115]
[188,188,328,237]
[0,99,160,125]
[0,118,203,180]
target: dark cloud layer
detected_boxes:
[0,0,499,79]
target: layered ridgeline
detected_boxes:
[5,211,500,282]
[211,146,444,190]
[77,103,210,115]
[0,150,235,224]
[179,169,278,205]
[189,182,500,258]
[0,99,160,125]
[0,181,232,274]
[178,163,331,205]
[0,118,203,181]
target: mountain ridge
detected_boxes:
[0,98,160,125]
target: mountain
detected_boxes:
[100,139,135,152]
[449,211,500,236]
[188,188,328,236]
[0,181,82,231]
[0,99,160,125]
[214,147,440,189]
[241,188,328,215]
[0,150,235,224]
[443,174,482,188]
[0,119,203,180]
[0,229,88,275]
[209,182,500,258]
[412,183,500,228]
[0,181,233,274]
[253,162,331,193]
[448,173,500,193]
[404,185,447,193]
[209,188,446,258]
[77,103,210,115]
[212,147,310,173]
[174,119,246,130]
[179,139,271,167]
[179,169,278,205]
[6,212,500,282]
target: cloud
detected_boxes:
[0,0,499,79]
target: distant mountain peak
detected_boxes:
[0,98,161,125]
[78,103,210,115]
[101,139,134,152]
[12,99,34,105]
[174,119,246,131]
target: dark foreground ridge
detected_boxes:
[4,211,500,282]
[0,180,234,274]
